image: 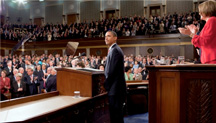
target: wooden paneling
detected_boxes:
[34,18,43,26]
[0,15,5,25]
[48,49,62,56]
[24,51,31,55]
[147,65,216,123]
[67,14,77,25]
[13,50,22,56]
[35,50,45,56]
[90,48,107,56]
[0,91,59,108]
[150,6,161,16]
[57,70,92,97]
[56,68,105,97]
[75,49,86,56]
[106,10,115,19]
[1,34,193,59]
[0,49,5,56]
[156,72,180,123]
[180,72,216,123]
[0,34,183,50]
[0,93,109,123]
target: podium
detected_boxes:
[147,64,216,123]
[55,67,106,97]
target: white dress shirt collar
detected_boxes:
[109,43,116,51]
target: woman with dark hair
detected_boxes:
[0,70,11,95]
[98,64,105,71]
[124,66,134,81]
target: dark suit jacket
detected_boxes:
[12,80,26,98]
[24,75,39,96]
[33,70,44,81]
[33,70,44,93]
[4,67,13,79]
[104,44,126,96]
[141,70,148,80]
[46,75,56,92]
[54,58,60,66]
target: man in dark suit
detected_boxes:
[45,68,56,92]
[54,54,60,66]
[4,60,13,79]
[33,65,44,93]
[24,67,39,96]
[104,31,126,123]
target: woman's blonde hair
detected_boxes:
[199,0,216,17]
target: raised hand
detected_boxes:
[178,27,191,35]
[186,24,199,34]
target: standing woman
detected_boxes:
[12,73,26,98]
[0,70,11,95]
[179,0,216,64]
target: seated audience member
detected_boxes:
[126,29,131,36]
[71,60,77,68]
[85,60,90,68]
[47,32,52,41]
[12,73,26,98]
[139,66,148,80]
[133,68,142,80]
[0,70,11,95]
[98,64,105,71]
[48,61,54,68]
[76,62,85,68]
[147,57,153,65]
[133,61,139,70]
[45,68,57,92]
[24,67,39,96]
[4,60,13,79]
[125,66,134,81]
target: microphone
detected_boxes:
[73,52,86,59]
[80,52,86,56]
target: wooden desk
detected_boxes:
[147,64,216,123]
[126,80,149,115]
[0,92,109,123]
[0,67,110,123]
[0,95,90,122]
[126,80,149,87]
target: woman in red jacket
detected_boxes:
[179,0,216,64]
[0,70,11,94]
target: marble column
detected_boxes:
[86,48,90,57]
[135,46,140,56]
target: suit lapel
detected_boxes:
[105,44,117,77]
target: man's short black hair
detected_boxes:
[125,66,132,72]
[106,30,117,37]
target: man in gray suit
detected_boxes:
[104,31,126,123]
